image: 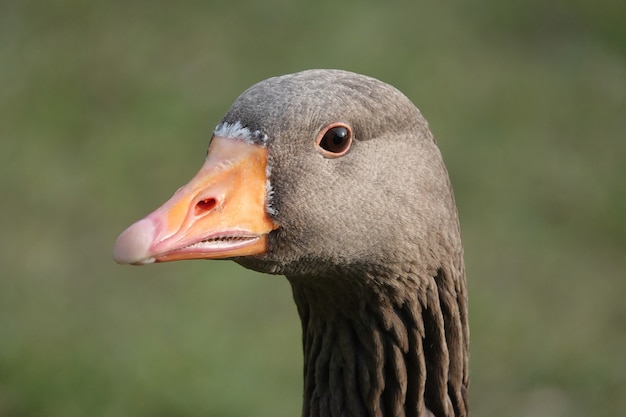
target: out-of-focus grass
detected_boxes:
[1,1,624,416]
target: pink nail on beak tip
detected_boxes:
[113,218,158,265]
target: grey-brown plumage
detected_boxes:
[227,70,469,417]
[114,69,468,417]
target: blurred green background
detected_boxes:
[1,0,625,416]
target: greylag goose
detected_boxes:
[114,69,468,417]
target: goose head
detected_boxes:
[114,70,460,278]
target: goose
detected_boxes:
[113,69,468,417]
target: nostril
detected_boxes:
[194,197,217,216]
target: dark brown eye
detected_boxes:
[316,123,353,157]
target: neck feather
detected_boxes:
[289,265,468,417]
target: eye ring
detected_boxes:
[315,123,353,158]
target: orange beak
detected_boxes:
[113,136,278,265]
